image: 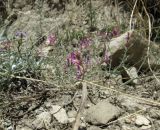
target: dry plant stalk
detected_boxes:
[72,82,88,130]
[129,0,138,30]
[140,0,160,84]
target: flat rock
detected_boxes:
[85,101,121,125]
[50,105,68,124]
[32,111,51,129]
[135,115,150,126]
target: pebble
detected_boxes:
[135,115,150,126]
[50,105,68,124]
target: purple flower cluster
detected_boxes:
[79,37,92,49]
[65,51,84,79]
[67,52,78,66]
[15,31,27,38]
[97,26,121,40]
[111,26,120,37]
[0,41,12,51]
[46,34,56,46]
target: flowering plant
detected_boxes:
[65,51,84,79]
[46,34,56,46]
[79,37,92,49]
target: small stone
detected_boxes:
[135,115,150,126]
[85,101,121,125]
[68,118,75,123]
[32,111,51,129]
[85,103,91,109]
[140,125,151,130]
[67,110,77,118]
[34,107,44,114]
[50,105,68,124]
[122,67,139,85]
[45,101,52,108]
[88,126,102,130]
[80,122,86,129]
[7,126,13,130]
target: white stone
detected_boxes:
[122,67,139,84]
[68,118,75,123]
[141,125,151,130]
[135,115,150,126]
[50,105,68,124]
[7,126,13,130]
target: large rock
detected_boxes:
[108,30,160,70]
[85,101,121,125]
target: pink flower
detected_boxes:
[65,51,84,79]
[0,41,12,51]
[112,26,120,37]
[46,34,56,46]
[66,52,77,66]
[79,37,92,49]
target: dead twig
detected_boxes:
[72,82,88,130]
[129,0,138,30]
[140,0,160,84]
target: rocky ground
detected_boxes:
[0,0,160,130]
